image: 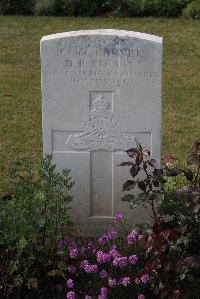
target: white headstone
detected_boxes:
[41,29,163,236]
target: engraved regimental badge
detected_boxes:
[66,95,136,151]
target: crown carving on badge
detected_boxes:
[93,95,111,112]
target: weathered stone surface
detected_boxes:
[41,29,163,236]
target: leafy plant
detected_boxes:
[158,0,192,17]
[119,142,200,298]
[0,0,35,15]
[183,0,200,19]
[0,155,74,298]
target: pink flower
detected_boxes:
[113,256,127,268]
[126,231,140,245]
[135,278,141,284]
[66,279,74,289]
[96,251,111,263]
[85,295,92,299]
[69,248,78,258]
[100,287,108,296]
[109,247,120,258]
[80,260,89,269]
[107,229,117,240]
[100,269,108,278]
[98,234,109,246]
[68,243,78,258]
[108,278,117,287]
[84,264,98,273]
[128,254,138,265]
[67,265,76,274]
[67,291,76,299]
[113,214,123,222]
[138,294,145,299]
[140,274,149,284]
[121,277,130,286]
[98,295,106,299]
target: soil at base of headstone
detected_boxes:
[1,287,66,299]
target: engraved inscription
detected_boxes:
[66,94,136,151]
[43,42,158,87]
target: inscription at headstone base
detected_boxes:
[41,29,163,236]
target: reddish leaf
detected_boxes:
[161,229,178,242]
[123,180,136,191]
[187,153,198,165]
[153,180,159,187]
[126,148,139,158]
[118,161,133,166]
[162,154,174,165]
[166,167,182,176]
[148,159,157,168]
[3,92,12,97]
[195,140,200,154]
[138,180,146,192]
[181,257,199,268]
[135,153,143,166]
[130,164,140,178]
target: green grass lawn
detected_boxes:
[0,16,200,191]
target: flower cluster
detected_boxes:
[64,214,150,299]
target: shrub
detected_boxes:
[158,0,192,17]
[0,0,35,15]
[114,0,144,17]
[182,0,200,19]
[64,0,110,17]
[34,0,109,17]
[34,0,56,16]
[143,0,161,16]
[0,155,74,298]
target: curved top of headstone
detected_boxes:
[41,29,162,44]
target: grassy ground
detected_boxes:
[0,16,200,191]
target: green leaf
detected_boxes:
[121,194,136,202]
[19,236,28,249]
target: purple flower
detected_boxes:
[66,279,74,289]
[84,264,98,273]
[100,287,108,296]
[67,265,76,274]
[109,247,120,258]
[107,229,117,240]
[108,278,117,288]
[87,242,96,253]
[113,256,127,268]
[80,260,89,269]
[138,294,145,299]
[126,231,140,245]
[178,186,191,193]
[98,295,106,299]
[113,214,123,222]
[68,242,78,258]
[58,237,69,248]
[85,295,92,299]
[121,277,131,286]
[100,269,108,278]
[140,274,149,284]
[69,248,78,258]
[96,251,111,263]
[98,234,109,246]
[128,254,138,265]
[135,278,141,284]
[67,291,76,299]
